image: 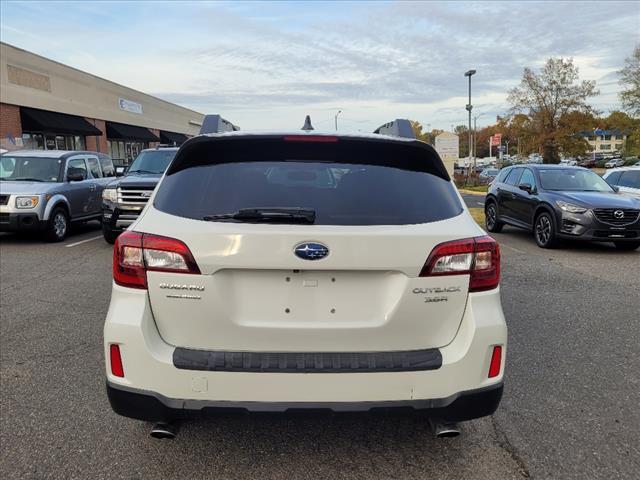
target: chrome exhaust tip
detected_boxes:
[150,422,178,439]
[430,420,461,438]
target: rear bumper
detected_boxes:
[0,212,46,232]
[106,380,503,421]
[104,284,507,421]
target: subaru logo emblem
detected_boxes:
[294,242,329,260]
[614,210,624,219]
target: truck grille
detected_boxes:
[592,208,640,226]
[0,195,9,206]
[116,187,155,206]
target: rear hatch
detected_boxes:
[135,134,486,352]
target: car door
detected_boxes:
[86,155,105,215]
[64,157,93,219]
[498,167,523,221]
[617,170,640,198]
[511,168,538,226]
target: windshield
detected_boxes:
[539,168,614,192]
[0,156,63,182]
[128,150,176,174]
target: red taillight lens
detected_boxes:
[283,135,339,143]
[113,231,200,289]
[488,345,502,378]
[110,344,124,377]
[420,236,500,292]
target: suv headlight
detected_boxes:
[556,201,587,214]
[102,188,118,203]
[15,196,39,209]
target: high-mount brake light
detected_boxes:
[113,231,200,289]
[283,135,339,143]
[420,236,500,292]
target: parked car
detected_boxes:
[602,167,640,200]
[559,158,577,166]
[578,157,597,168]
[101,147,178,243]
[0,150,115,241]
[605,158,625,168]
[485,165,640,250]
[105,131,506,435]
[479,168,500,183]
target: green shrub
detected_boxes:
[596,160,607,168]
[624,157,639,166]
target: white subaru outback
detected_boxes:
[104,130,506,435]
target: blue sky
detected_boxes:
[1,1,639,132]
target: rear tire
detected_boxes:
[485,202,504,233]
[102,224,119,244]
[614,241,640,251]
[534,212,557,249]
[45,207,69,242]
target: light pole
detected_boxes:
[473,113,484,161]
[592,127,598,162]
[334,110,342,131]
[465,69,476,174]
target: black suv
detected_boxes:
[485,165,640,250]
[101,147,178,243]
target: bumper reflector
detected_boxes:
[488,345,502,378]
[110,344,125,378]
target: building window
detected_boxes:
[600,144,611,150]
[108,139,147,165]
[615,143,623,151]
[21,132,85,151]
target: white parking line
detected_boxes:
[501,243,526,254]
[65,235,103,248]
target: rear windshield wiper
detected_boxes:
[204,208,316,224]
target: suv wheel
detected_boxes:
[614,241,640,251]
[485,202,504,233]
[534,212,557,249]
[102,224,120,244]
[45,207,69,242]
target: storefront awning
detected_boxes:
[20,107,102,136]
[160,130,189,145]
[106,122,160,142]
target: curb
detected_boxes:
[458,189,487,196]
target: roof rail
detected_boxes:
[373,119,416,139]
[199,114,240,135]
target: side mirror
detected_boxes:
[67,172,85,182]
[115,166,126,177]
[518,183,533,194]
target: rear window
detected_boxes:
[154,137,462,226]
[618,170,640,188]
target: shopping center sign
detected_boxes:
[119,98,143,115]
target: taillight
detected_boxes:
[113,231,200,289]
[110,344,124,377]
[488,345,503,378]
[420,236,500,292]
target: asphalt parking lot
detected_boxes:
[1,207,639,479]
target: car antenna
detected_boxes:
[301,115,314,131]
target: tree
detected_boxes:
[453,124,470,157]
[410,121,432,143]
[619,46,640,117]
[507,58,599,163]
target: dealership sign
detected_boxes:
[119,98,143,114]
[490,134,502,146]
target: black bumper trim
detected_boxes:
[106,381,504,422]
[173,347,442,373]
[0,212,45,232]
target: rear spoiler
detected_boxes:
[373,119,416,139]
[199,115,240,135]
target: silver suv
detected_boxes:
[0,150,115,241]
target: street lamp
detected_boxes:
[335,110,342,131]
[473,113,484,160]
[465,69,476,174]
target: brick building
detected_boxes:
[1,42,204,164]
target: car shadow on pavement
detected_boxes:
[118,413,524,479]
[0,220,102,244]
[493,226,638,255]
